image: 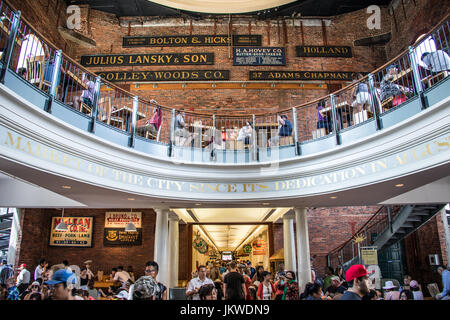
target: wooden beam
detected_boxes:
[130,82,329,91]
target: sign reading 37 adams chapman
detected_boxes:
[250,70,356,81]
[80,53,214,67]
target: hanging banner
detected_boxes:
[80,53,214,67]
[49,217,93,247]
[249,70,356,81]
[233,47,286,66]
[295,45,352,58]
[361,247,378,265]
[104,212,142,246]
[123,34,262,47]
[97,70,230,82]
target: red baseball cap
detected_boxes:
[346,264,372,281]
[19,263,26,268]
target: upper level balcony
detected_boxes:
[0,3,448,207]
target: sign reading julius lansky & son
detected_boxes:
[123,34,261,47]
[97,70,230,82]
[295,46,352,58]
[104,212,142,246]
[233,47,286,66]
[80,53,214,67]
[250,71,356,81]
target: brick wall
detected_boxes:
[65,7,391,112]
[7,0,74,55]
[403,214,446,292]
[272,206,379,278]
[385,0,450,60]
[18,208,156,280]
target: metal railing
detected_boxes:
[0,1,448,162]
[327,205,403,269]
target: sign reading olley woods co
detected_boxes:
[233,47,286,66]
[250,70,356,81]
[2,128,450,197]
[49,217,93,247]
[295,46,353,58]
[80,53,214,67]
[97,70,230,82]
[123,34,262,47]
[104,212,142,246]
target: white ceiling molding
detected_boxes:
[147,0,296,14]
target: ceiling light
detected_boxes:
[55,208,68,231]
[125,208,137,232]
[195,203,201,206]
[62,185,71,189]
[263,203,270,205]
[395,184,404,187]
[330,196,337,199]
[127,198,135,201]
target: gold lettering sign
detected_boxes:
[296,46,352,58]
[2,128,449,196]
[250,71,356,81]
[97,70,230,82]
[123,35,261,47]
[49,217,93,247]
[81,53,214,67]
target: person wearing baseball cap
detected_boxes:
[340,265,373,300]
[45,269,77,300]
[16,263,30,295]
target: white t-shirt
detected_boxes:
[262,283,272,300]
[114,271,131,286]
[187,277,214,300]
[17,269,30,285]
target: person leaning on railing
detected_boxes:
[174,109,192,147]
[421,50,450,74]
[268,114,293,147]
[72,73,95,112]
[316,100,332,135]
[379,64,413,107]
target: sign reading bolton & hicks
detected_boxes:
[249,70,356,81]
[123,34,261,47]
[49,217,93,247]
[103,212,142,246]
[97,70,230,82]
[295,46,352,58]
[80,53,214,67]
[233,47,286,66]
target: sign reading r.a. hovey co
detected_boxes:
[103,212,142,246]
[49,217,93,247]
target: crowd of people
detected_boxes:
[1,257,448,301]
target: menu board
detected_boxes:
[233,47,286,66]
[103,212,142,246]
[49,217,93,247]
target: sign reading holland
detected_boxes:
[123,34,262,47]
[80,53,214,67]
[233,47,286,66]
[296,45,352,58]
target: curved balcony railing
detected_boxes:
[0,1,449,164]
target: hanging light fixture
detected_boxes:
[55,208,68,231]
[125,208,137,232]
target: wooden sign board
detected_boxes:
[97,70,230,82]
[249,70,356,81]
[233,47,286,66]
[296,45,352,58]
[104,212,142,246]
[123,34,261,47]
[49,217,93,247]
[81,53,214,67]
